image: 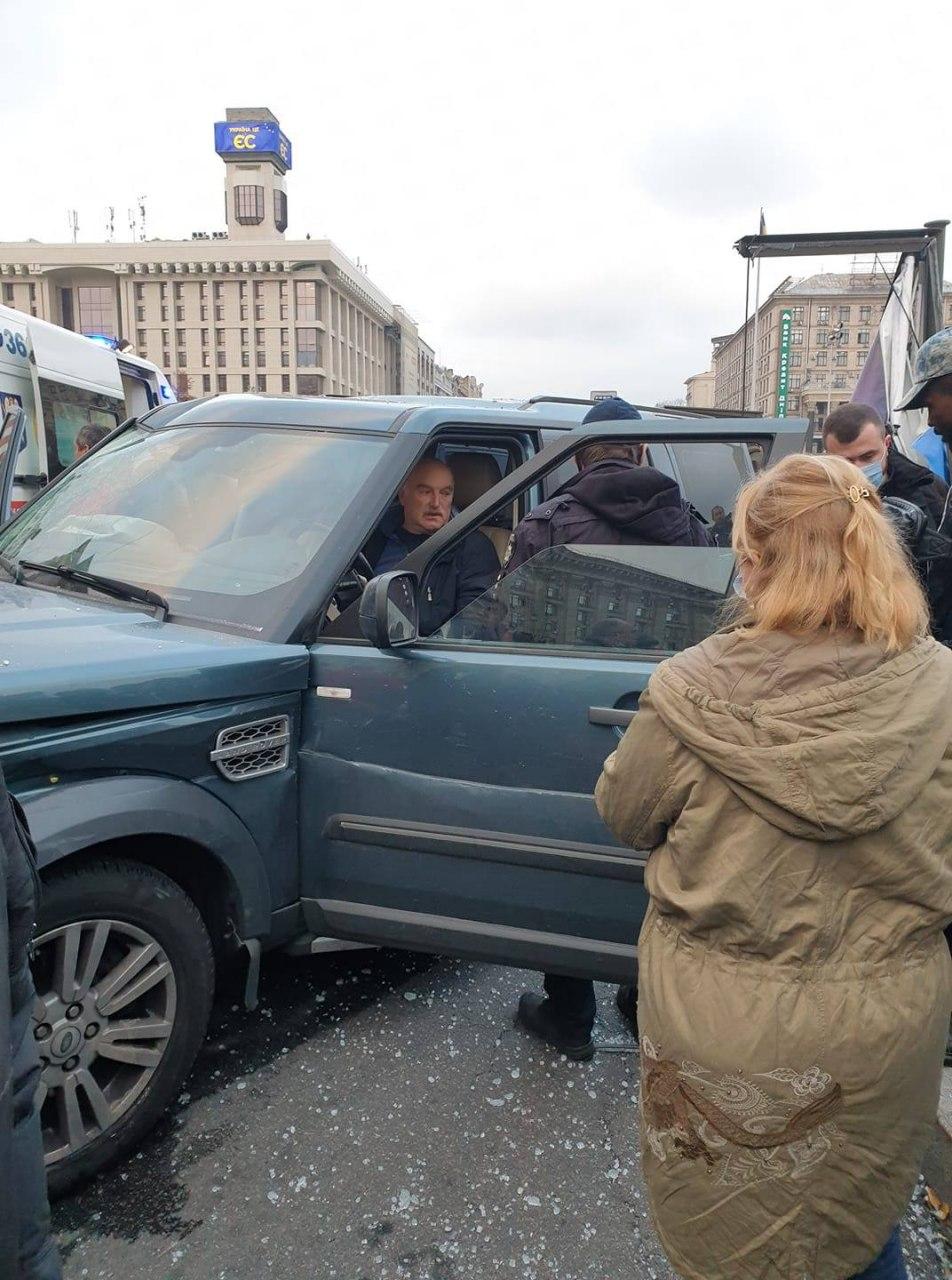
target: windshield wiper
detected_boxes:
[18,560,170,619]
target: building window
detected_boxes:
[257,375,267,392]
[162,350,170,368]
[177,349,186,367]
[280,304,289,320]
[255,304,264,321]
[282,374,291,393]
[838,306,850,322]
[242,374,251,392]
[213,282,222,300]
[297,374,323,394]
[790,352,802,367]
[790,306,803,323]
[28,283,35,302]
[254,328,264,345]
[202,374,211,393]
[239,281,247,299]
[201,351,209,367]
[253,282,263,299]
[215,305,224,321]
[136,328,146,346]
[816,351,828,366]
[857,330,870,346]
[281,351,290,367]
[280,327,289,346]
[215,328,224,345]
[234,185,265,225]
[161,329,169,345]
[161,305,168,321]
[176,306,184,322]
[256,350,266,367]
[816,330,828,347]
[834,351,847,366]
[856,351,866,365]
[240,328,248,346]
[241,351,250,367]
[817,306,830,324]
[136,305,145,322]
[279,282,288,300]
[274,190,288,233]
[217,375,227,392]
[791,328,803,345]
[217,351,226,367]
[160,283,168,300]
[77,285,115,337]
[860,306,872,323]
[296,328,319,367]
[174,282,183,300]
[201,329,209,346]
[833,375,847,389]
[295,281,318,321]
[200,283,208,301]
[240,304,248,320]
[790,375,802,389]
[134,283,144,301]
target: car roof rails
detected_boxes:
[519,395,762,420]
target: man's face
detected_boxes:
[399,460,454,535]
[823,421,889,473]
[924,377,952,443]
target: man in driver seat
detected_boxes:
[366,456,499,635]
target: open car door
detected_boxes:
[300,415,811,981]
[0,405,27,525]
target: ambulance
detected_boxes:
[0,304,175,512]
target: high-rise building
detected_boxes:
[0,107,482,401]
[710,272,952,423]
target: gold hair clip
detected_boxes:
[847,484,870,504]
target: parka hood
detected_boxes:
[557,461,696,544]
[648,629,952,841]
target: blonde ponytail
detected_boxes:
[733,453,929,652]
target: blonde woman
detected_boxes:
[596,453,952,1280]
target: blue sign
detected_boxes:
[214,121,292,170]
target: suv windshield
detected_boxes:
[0,423,389,635]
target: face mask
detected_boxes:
[861,459,884,488]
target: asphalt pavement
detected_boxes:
[54,948,952,1280]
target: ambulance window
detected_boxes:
[38,379,121,478]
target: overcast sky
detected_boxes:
[3,0,949,401]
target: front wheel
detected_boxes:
[30,858,214,1197]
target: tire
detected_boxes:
[30,857,214,1197]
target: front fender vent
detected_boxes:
[211,716,291,782]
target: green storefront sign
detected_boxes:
[776,308,792,417]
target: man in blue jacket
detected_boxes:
[1,767,61,1278]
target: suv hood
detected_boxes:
[0,582,308,725]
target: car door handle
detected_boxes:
[588,706,637,728]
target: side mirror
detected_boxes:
[358,571,419,649]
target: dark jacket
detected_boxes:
[881,445,950,527]
[879,447,952,647]
[504,460,712,574]
[1,768,61,1279]
[366,508,499,636]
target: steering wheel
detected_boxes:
[330,551,376,615]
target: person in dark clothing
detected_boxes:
[710,505,733,548]
[510,397,711,1062]
[504,401,710,575]
[1,766,62,1279]
[365,457,499,636]
[823,403,952,646]
[822,402,949,525]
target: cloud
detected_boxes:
[635,122,817,217]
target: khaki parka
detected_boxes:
[595,627,952,1280]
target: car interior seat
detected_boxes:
[448,453,512,563]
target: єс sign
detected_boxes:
[213,121,293,169]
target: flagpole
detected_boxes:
[749,208,765,412]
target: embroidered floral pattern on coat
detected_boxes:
[640,1036,842,1188]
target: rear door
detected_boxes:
[300,416,809,981]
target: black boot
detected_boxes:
[616,984,638,1033]
[516,993,595,1061]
